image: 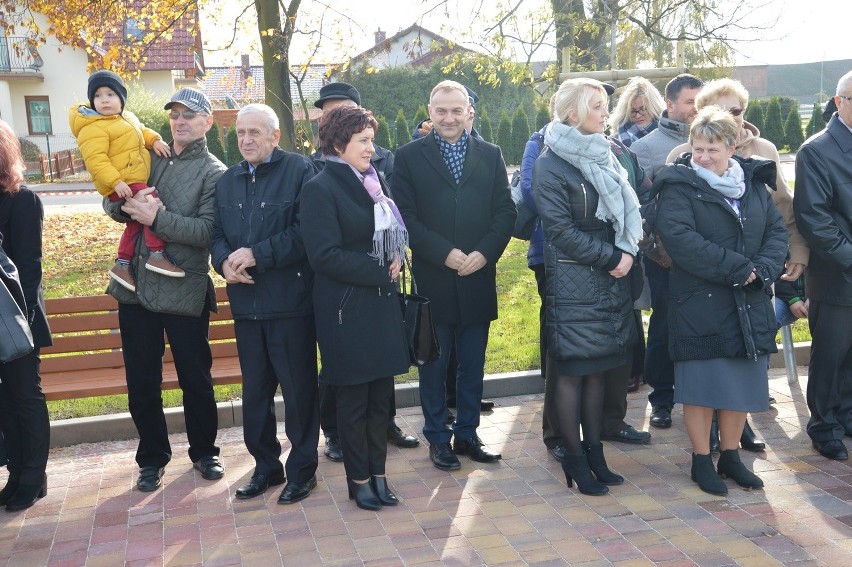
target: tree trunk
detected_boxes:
[255,0,298,151]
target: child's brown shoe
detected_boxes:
[145,251,185,277]
[108,262,136,292]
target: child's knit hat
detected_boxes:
[88,70,127,110]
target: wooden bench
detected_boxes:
[41,287,241,401]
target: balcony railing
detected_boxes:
[0,36,44,73]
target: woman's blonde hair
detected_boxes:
[554,78,607,127]
[608,76,664,130]
[696,78,749,110]
[689,106,739,148]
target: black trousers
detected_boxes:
[0,348,49,485]
[336,376,393,481]
[806,301,852,442]
[533,264,560,448]
[235,317,319,483]
[602,310,643,436]
[118,302,219,468]
[320,383,395,437]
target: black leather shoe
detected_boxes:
[277,475,317,504]
[370,476,399,506]
[768,396,776,405]
[324,436,343,462]
[740,421,765,452]
[453,435,502,462]
[348,479,381,511]
[480,400,495,412]
[5,475,47,512]
[602,425,651,445]
[649,406,672,428]
[193,455,225,480]
[137,466,165,492]
[813,439,849,461]
[429,443,461,471]
[550,445,568,464]
[235,471,285,499]
[388,424,420,448]
[709,413,721,454]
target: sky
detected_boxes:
[201,0,852,69]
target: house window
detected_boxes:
[25,96,52,135]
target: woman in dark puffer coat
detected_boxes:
[654,106,787,496]
[533,78,643,496]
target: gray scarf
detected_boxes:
[544,120,642,255]
[690,158,746,199]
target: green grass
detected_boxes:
[43,212,810,420]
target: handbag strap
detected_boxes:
[401,254,417,295]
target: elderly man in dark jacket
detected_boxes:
[393,80,516,471]
[211,103,321,502]
[793,70,852,462]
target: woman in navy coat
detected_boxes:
[302,107,410,511]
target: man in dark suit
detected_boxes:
[794,70,852,462]
[393,80,516,471]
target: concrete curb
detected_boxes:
[49,369,547,448]
[49,343,811,449]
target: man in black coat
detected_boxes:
[211,103,321,502]
[310,82,419,462]
[393,80,516,471]
[793,70,852,462]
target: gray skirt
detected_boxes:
[673,355,770,413]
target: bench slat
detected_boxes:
[46,295,117,315]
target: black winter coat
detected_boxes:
[654,155,788,361]
[532,148,638,361]
[392,133,516,325]
[211,147,317,320]
[0,187,51,347]
[793,114,852,306]
[301,160,410,386]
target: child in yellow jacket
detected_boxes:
[69,70,180,292]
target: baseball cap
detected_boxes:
[164,88,212,114]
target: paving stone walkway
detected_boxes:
[1,367,851,566]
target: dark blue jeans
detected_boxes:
[644,259,674,409]
[419,322,490,444]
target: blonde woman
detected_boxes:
[610,77,665,147]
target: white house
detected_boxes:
[0,7,203,149]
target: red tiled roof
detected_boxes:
[102,1,200,72]
[202,64,330,107]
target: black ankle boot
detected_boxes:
[370,476,398,506]
[561,454,608,495]
[740,421,766,452]
[690,453,727,496]
[717,449,763,489]
[709,412,720,454]
[347,478,381,511]
[5,475,47,512]
[0,476,20,507]
[583,441,624,485]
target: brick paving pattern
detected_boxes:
[2,367,851,566]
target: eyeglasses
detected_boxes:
[169,110,205,120]
[838,95,852,103]
[630,106,647,116]
[724,107,744,117]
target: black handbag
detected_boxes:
[0,249,34,363]
[510,169,536,240]
[398,258,440,367]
